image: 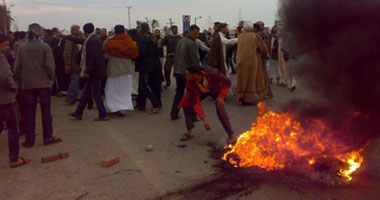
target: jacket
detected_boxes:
[173,36,200,75]
[63,36,81,74]
[135,34,161,74]
[103,33,139,59]
[0,54,16,105]
[15,40,55,89]
[84,34,106,80]
[178,68,231,119]
[106,55,134,77]
[161,34,181,55]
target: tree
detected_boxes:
[151,19,160,30]
[0,5,12,34]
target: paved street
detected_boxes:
[1,77,379,200]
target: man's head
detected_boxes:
[114,25,124,34]
[154,29,161,37]
[51,27,60,36]
[138,23,150,35]
[253,23,261,33]
[186,65,203,82]
[95,28,101,35]
[171,25,178,35]
[28,23,44,38]
[218,23,228,34]
[70,25,81,36]
[83,23,95,37]
[100,28,107,37]
[7,31,14,40]
[213,22,220,32]
[188,25,200,40]
[205,32,212,40]
[271,25,278,34]
[256,21,265,31]
[0,34,10,52]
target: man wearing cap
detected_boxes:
[15,23,63,147]
[207,23,238,76]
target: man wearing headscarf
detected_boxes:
[15,23,63,147]
[236,21,270,105]
[103,25,139,117]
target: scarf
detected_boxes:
[103,33,139,59]
[80,32,96,78]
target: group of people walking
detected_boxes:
[0,19,296,168]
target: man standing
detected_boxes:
[103,25,139,116]
[69,23,109,121]
[178,65,235,144]
[207,23,238,76]
[153,29,164,67]
[64,25,82,105]
[170,25,200,120]
[15,23,63,147]
[0,34,30,168]
[236,22,270,105]
[161,25,181,89]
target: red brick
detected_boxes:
[59,152,70,159]
[101,156,120,167]
[41,154,60,163]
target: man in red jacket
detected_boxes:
[178,65,235,144]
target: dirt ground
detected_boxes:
[1,76,379,200]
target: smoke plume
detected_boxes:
[279,0,380,149]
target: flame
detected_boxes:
[222,102,364,181]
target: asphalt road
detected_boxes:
[1,76,379,200]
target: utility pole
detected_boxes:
[3,0,7,34]
[126,5,132,29]
[169,18,173,27]
[239,8,242,22]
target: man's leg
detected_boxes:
[38,88,54,142]
[75,81,91,117]
[215,104,234,139]
[16,90,27,135]
[0,104,19,162]
[163,57,173,87]
[24,89,37,145]
[180,107,196,141]
[90,80,108,119]
[170,74,186,119]
[66,73,80,102]
[140,73,160,108]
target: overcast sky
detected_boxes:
[9,0,279,32]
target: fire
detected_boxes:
[222,102,364,182]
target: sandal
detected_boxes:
[68,113,82,120]
[9,157,30,168]
[94,117,110,121]
[148,107,161,114]
[44,137,63,146]
[180,133,194,141]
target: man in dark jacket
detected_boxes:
[178,65,235,144]
[0,33,30,168]
[135,23,162,114]
[161,25,181,88]
[170,24,200,120]
[69,23,109,121]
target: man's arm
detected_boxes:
[220,33,238,46]
[14,48,22,85]
[44,46,56,81]
[66,35,85,45]
[0,57,16,91]
[256,35,269,59]
[196,39,210,53]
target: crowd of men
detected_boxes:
[0,20,296,168]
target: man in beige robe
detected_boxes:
[236,22,270,104]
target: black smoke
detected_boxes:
[279,0,380,149]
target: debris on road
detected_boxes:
[101,156,120,167]
[41,152,70,163]
[145,145,154,152]
[177,144,187,148]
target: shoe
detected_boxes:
[44,137,63,146]
[22,142,34,148]
[290,86,296,92]
[171,115,181,120]
[68,113,83,120]
[94,117,110,121]
[109,111,126,117]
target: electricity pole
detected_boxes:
[3,0,7,34]
[126,5,132,29]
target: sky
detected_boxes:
[8,0,279,33]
